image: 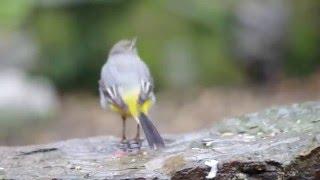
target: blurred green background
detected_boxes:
[0,0,319,145]
[2,0,319,91]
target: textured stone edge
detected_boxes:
[171,146,320,180]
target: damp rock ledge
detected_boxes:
[0,101,320,179]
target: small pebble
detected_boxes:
[205,141,214,147]
[221,132,234,137]
[205,159,219,179]
[270,132,277,137]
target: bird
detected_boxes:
[99,38,165,151]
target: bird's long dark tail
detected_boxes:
[138,113,165,149]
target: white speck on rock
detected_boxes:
[205,159,219,179]
[205,141,214,147]
[221,132,234,137]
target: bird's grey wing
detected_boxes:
[99,80,108,109]
[136,59,155,104]
[99,75,127,110]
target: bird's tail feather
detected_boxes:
[138,113,165,149]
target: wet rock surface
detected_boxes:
[0,102,320,179]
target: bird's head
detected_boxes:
[109,37,137,56]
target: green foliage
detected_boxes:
[31,0,244,91]
[1,0,319,92]
[285,0,320,76]
[0,0,34,28]
[33,1,135,91]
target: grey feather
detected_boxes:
[138,113,165,149]
[99,39,154,108]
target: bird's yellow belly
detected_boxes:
[109,98,153,117]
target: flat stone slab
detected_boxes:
[0,102,320,179]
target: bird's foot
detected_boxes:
[128,139,142,153]
[118,139,130,152]
[116,139,143,156]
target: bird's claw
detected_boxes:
[117,139,143,154]
[129,139,142,150]
[118,139,130,152]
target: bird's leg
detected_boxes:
[129,124,142,150]
[119,116,129,151]
[121,116,127,141]
[135,124,140,141]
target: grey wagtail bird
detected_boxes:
[99,38,165,150]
